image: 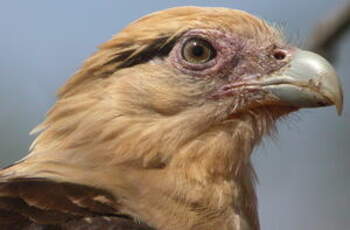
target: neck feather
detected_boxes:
[28,88,285,230]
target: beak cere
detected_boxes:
[262,49,343,115]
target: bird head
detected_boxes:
[28,7,342,167]
[60,6,342,117]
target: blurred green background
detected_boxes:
[0,1,349,229]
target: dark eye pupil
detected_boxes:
[191,44,204,57]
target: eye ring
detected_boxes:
[181,38,216,64]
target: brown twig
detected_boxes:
[306,1,350,63]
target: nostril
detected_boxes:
[273,49,287,60]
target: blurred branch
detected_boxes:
[306,1,350,63]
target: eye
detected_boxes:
[182,38,216,64]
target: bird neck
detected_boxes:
[116,109,275,230]
[29,93,281,230]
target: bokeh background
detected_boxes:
[0,1,349,229]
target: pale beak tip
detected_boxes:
[291,50,344,115]
[335,93,343,116]
[322,69,344,116]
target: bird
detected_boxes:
[0,6,343,230]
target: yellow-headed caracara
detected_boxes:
[0,6,343,230]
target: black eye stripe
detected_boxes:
[103,36,178,69]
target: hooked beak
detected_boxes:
[262,49,343,115]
